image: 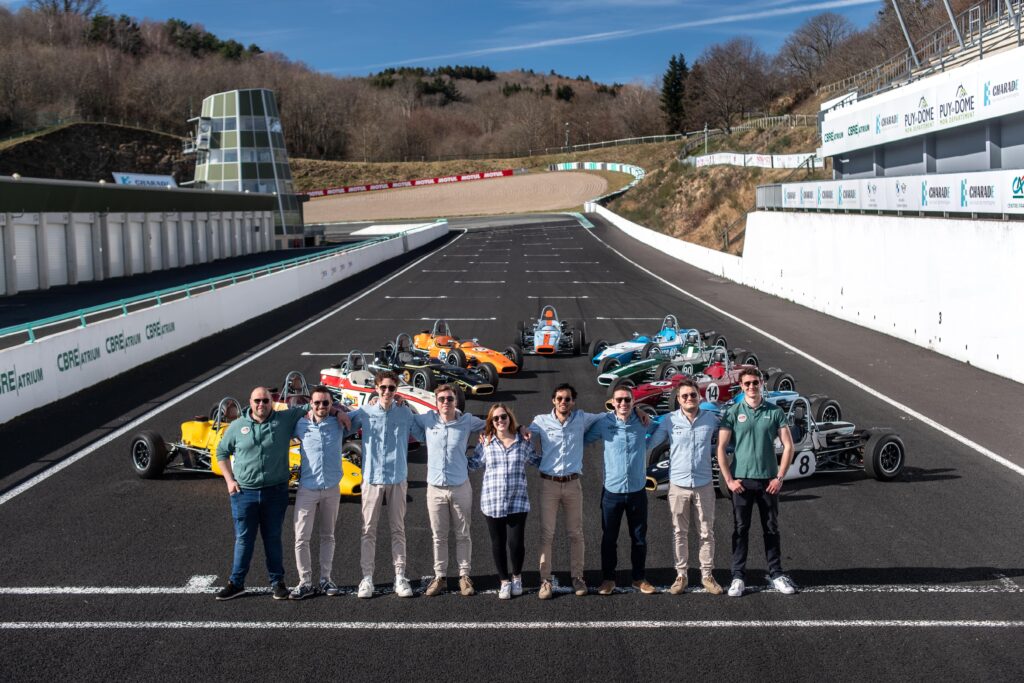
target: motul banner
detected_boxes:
[304,169,513,198]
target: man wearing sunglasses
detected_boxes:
[585,385,660,596]
[215,386,350,601]
[717,367,796,598]
[413,384,487,597]
[647,378,724,596]
[347,371,420,599]
[289,385,348,600]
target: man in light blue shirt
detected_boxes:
[290,385,346,600]
[647,378,724,596]
[586,384,658,596]
[416,384,486,598]
[348,371,421,599]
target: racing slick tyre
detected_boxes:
[342,440,363,469]
[605,378,636,400]
[478,362,499,388]
[411,369,435,391]
[810,396,843,423]
[640,342,660,359]
[591,339,609,360]
[131,430,167,479]
[863,429,906,481]
[635,402,658,420]
[445,348,467,367]
[713,335,728,348]
[732,349,759,367]
[572,328,583,356]
[598,355,621,375]
[768,371,796,393]
[503,344,524,371]
[655,361,679,381]
[581,321,588,348]
[455,386,467,413]
[648,441,669,469]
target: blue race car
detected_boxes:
[514,305,587,356]
[590,315,727,373]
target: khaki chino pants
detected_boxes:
[426,480,473,578]
[293,486,341,587]
[667,482,716,576]
[360,481,408,578]
[538,477,585,581]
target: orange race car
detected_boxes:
[413,319,521,383]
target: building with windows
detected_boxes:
[184,88,303,248]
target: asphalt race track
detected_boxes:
[1,214,1023,681]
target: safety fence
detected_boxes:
[303,169,516,199]
[548,161,645,203]
[682,152,823,169]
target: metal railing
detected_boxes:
[820,0,1022,98]
[0,237,392,349]
[678,114,818,159]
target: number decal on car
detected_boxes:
[650,381,673,387]
[705,384,720,402]
[682,363,694,375]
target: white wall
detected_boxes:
[0,222,449,422]
[588,202,1023,383]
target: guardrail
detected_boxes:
[548,161,646,204]
[0,237,385,349]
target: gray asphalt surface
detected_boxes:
[1,213,1022,681]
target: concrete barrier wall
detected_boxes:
[588,202,1023,383]
[0,222,449,422]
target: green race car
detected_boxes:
[595,330,759,388]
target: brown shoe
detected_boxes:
[459,575,475,596]
[669,576,686,595]
[538,580,553,600]
[631,579,657,594]
[424,576,445,597]
[597,580,616,595]
[702,575,724,595]
[573,577,587,596]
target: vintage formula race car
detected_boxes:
[590,315,728,372]
[413,319,521,379]
[644,391,905,494]
[514,305,586,356]
[129,372,363,496]
[596,330,759,386]
[319,349,457,412]
[372,333,496,395]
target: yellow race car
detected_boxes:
[129,373,362,496]
[413,319,521,384]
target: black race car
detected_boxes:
[369,333,496,396]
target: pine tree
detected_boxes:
[660,54,688,134]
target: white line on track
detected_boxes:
[354,317,496,322]
[584,224,1024,478]
[595,316,664,320]
[527,295,589,299]
[469,261,509,264]
[0,231,469,508]
[453,280,505,284]
[384,296,452,299]
[529,280,624,284]
[2,620,1022,630]
[561,261,599,264]
[525,270,570,273]
[522,254,560,257]
[0,576,218,595]
[421,269,466,272]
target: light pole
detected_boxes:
[564,122,570,150]
[704,122,709,155]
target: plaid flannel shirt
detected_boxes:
[468,433,540,518]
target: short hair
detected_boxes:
[737,367,761,382]
[675,378,699,395]
[434,383,457,397]
[309,384,333,398]
[551,383,577,400]
[374,370,399,386]
[250,386,271,398]
[611,384,633,398]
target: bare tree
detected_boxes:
[699,38,768,133]
[28,1,105,16]
[778,12,854,89]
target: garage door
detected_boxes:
[128,220,144,274]
[106,222,124,278]
[73,220,94,282]
[181,220,194,266]
[44,223,68,287]
[146,219,161,271]
[13,224,40,292]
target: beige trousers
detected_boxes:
[426,480,473,577]
[667,482,716,576]
[293,486,341,586]
[538,477,585,580]
[360,481,408,578]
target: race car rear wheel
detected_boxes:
[571,328,583,355]
[503,343,524,370]
[342,440,363,469]
[455,386,466,412]
[648,441,669,469]
[598,355,620,375]
[768,372,796,392]
[810,396,843,423]
[591,339,609,360]
[131,431,167,479]
[412,369,435,391]
[477,362,499,388]
[863,430,905,481]
[640,342,659,359]
[713,335,728,348]
[605,378,636,400]
[738,350,759,367]
[445,348,467,367]
[656,361,678,381]
[635,402,658,420]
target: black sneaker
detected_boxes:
[272,581,289,600]
[289,583,316,600]
[216,582,245,601]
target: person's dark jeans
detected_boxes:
[729,478,783,581]
[600,488,648,581]
[228,483,289,587]
[484,512,528,582]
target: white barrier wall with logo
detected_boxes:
[686,152,823,169]
[587,203,1023,383]
[0,222,449,422]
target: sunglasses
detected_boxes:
[742,380,761,387]
[378,384,398,392]
[252,398,271,404]
[554,396,574,403]
[311,400,332,407]
[613,397,632,403]
[679,392,699,400]
[437,395,456,403]
[492,414,509,421]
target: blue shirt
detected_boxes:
[349,403,419,485]
[585,412,656,493]
[414,411,487,486]
[647,408,720,487]
[529,409,605,477]
[293,414,346,490]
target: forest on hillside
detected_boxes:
[0,1,975,162]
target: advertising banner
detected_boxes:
[112,172,177,187]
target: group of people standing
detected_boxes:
[212,366,798,601]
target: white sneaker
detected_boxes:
[394,575,413,598]
[727,578,745,597]
[511,576,523,597]
[357,576,374,599]
[772,575,797,595]
[498,582,512,600]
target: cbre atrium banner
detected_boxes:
[778,169,1024,214]
[819,45,1024,158]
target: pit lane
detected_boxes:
[1,214,1022,681]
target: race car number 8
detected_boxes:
[799,454,810,475]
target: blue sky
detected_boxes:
[9,0,881,83]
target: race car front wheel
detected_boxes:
[131,431,167,479]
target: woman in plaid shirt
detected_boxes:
[468,403,540,600]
